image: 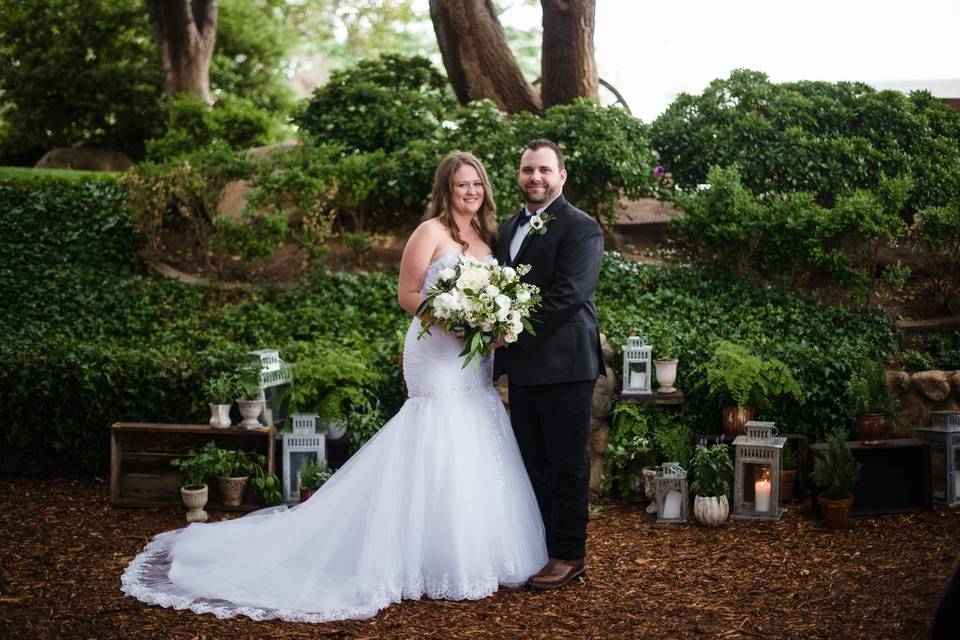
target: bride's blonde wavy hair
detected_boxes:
[423,152,498,250]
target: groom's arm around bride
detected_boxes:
[493,138,604,590]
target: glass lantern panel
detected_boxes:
[745,463,774,513]
[930,449,947,501]
[626,362,649,390]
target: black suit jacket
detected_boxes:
[493,194,605,385]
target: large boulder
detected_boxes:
[912,370,951,402]
[898,389,929,437]
[35,147,133,171]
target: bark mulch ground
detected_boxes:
[1,476,957,640]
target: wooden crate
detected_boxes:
[110,422,275,511]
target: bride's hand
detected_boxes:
[489,336,506,350]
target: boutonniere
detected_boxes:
[528,211,554,236]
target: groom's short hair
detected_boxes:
[523,138,565,172]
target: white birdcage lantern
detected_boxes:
[291,413,319,435]
[918,411,960,506]
[621,336,653,396]
[655,462,689,523]
[733,421,786,520]
[281,432,326,504]
[248,349,293,429]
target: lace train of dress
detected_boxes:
[120,254,548,623]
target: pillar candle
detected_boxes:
[755,478,771,512]
[662,489,683,519]
[630,371,646,389]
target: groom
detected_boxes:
[494,138,604,590]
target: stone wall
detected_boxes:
[892,370,960,435]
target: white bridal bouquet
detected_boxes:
[417,256,541,368]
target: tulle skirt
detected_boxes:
[121,319,547,623]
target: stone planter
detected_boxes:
[237,399,264,430]
[208,403,232,429]
[722,405,756,438]
[693,495,729,527]
[217,476,249,507]
[780,468,798,503]
[326,419,347,440]
[817,491,854,529]
[654,359,679,393]
[181,485,209,523]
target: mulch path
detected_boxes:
[1,476,957,639]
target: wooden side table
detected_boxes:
[809,438,932,516]
[110,422,275,511]
[620,389,685,413]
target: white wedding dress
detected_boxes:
[121,253,548,623]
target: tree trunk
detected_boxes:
[540,0,598,108]
[145,0,218,105]
[429,0,543,114]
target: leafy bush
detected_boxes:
[698,340,805,412]
[910,199,960,311]
[651,69,960,215]
[844,358,898,419]
[213,210,288,261]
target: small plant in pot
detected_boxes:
[206,443,283,507]
[779,444,799,504]
[652,323,680,394]
[811,430,862,530]
[845,358,898,444]
[298,457,332,502]
[698,340,805,438]
[689,443,734,527]
[234,364,265,430]
[203,371,237,429]
[170,444,219,522]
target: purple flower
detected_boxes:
[653,165,666,177]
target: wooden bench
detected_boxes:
[110,422,275,511]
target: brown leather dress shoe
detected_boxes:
[526,558,586,591]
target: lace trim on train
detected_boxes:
[121,532,522,624]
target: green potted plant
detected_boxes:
[194,442,283,508]
[602,402,655,503]
[652,322,680,394]
[845,358,898,443]
[689,444,734,526]
[170,442,220,522]
[779,444,799,503]
[811,431,862,529]
[203,371,238,429]
[698,340,805,438]
[234,364,264,430]
[298,458,332,502]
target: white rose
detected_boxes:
[484,284,500,298]
[501,266,516,281]
[515,289,530,303]
[456,265,490,292]
[438,267,456,282]
[494,294,511,310]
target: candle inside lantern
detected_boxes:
[754,469,772,512]
[630,371,646,389]
[662,489,682,519]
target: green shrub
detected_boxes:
[811,430,861,498]
[213,211,288,261]
[844,358,898,419]
[911,199,960,311]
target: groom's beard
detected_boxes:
[520,185,553,206]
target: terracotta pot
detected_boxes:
[817,491,854,529]
[180,485,208,523]
[856,413,887,442]
[780,468,798,503]
[300,488,316,503]
[693,495,729,527]
[722,405,756,438]
[217,475,249,507]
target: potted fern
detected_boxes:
[699,340,805,437]
[689,444,734,527]
[812,431,862,529]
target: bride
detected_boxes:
[121,152,548,623]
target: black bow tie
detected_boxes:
[519,209,535,224]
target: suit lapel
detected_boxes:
[511,194,566,267]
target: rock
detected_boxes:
[591,367,615,419]
[600,333,615,365]
[216,179,251,220]
[950,372,960,398]
[590,422,609,457]
[889,370,911,390]
[898,389,929,437]
[589,455,604,498]
[911,370,950,402]
[35,147,133,172]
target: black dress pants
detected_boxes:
[508,379,594,561]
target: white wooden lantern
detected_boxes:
[655,462,689,523]
[291,413,319,436]
[621,336,653,396]
[248,349,293,429]
[918,410,960,506]
[733,421,785,520]
[281,432,326,504]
